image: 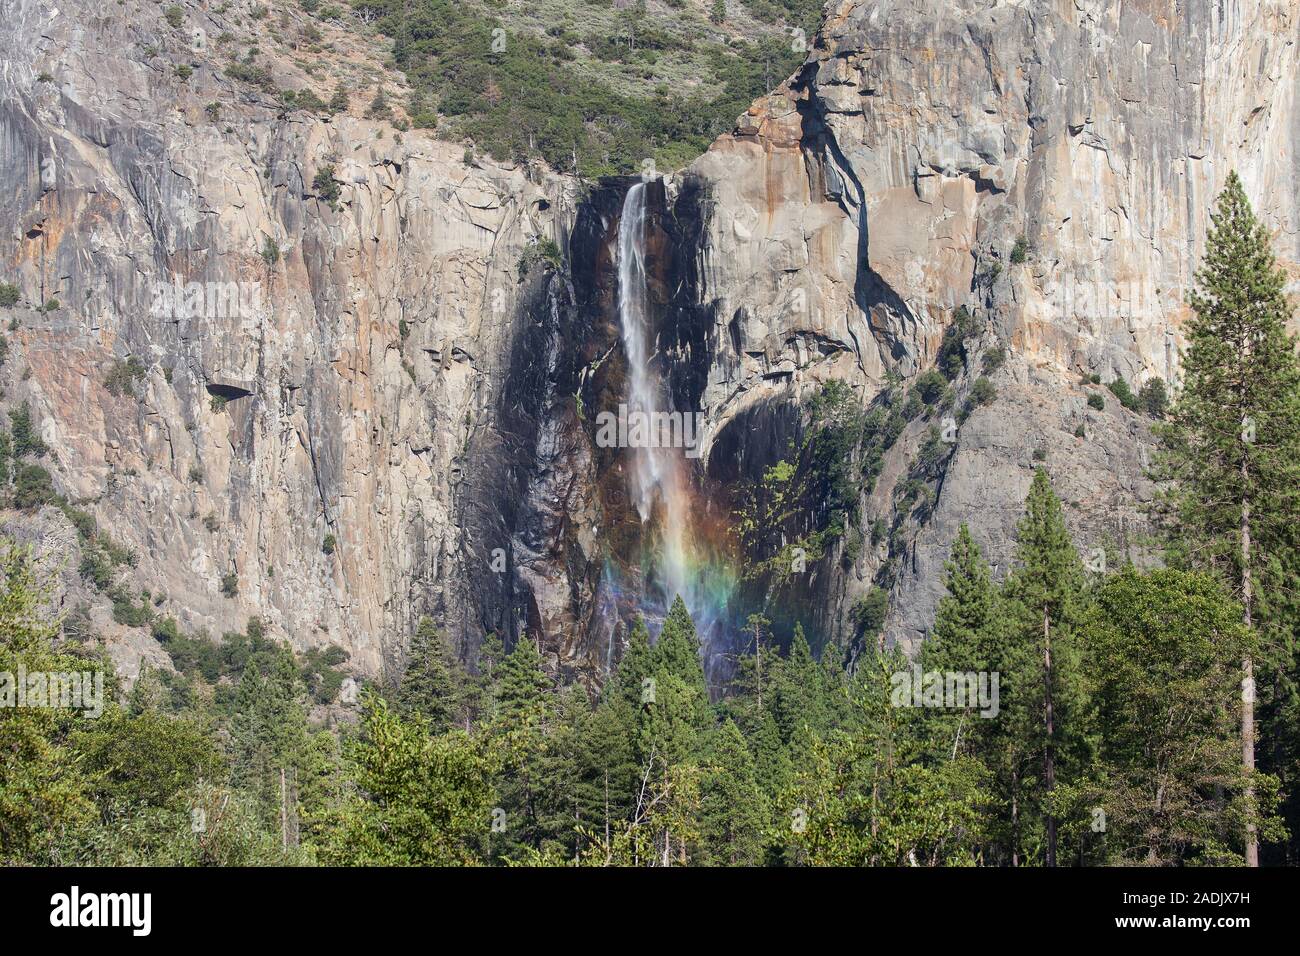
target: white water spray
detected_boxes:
[616,182,690,608]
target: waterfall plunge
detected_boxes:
[616,182,691,613]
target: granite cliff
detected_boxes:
[0,0,1294,686]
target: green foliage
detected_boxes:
[736,380,877,584]
[223,60,276,92]
[351,0,806,176]
[1106,377,1139,411]
[517,237,563,277]
[13,463,55,510]
[0,283,19,307]
[397,617,460,732]
[104,357,146,397]
[312,164,341,208]
[1087,392,1105,410]
[260,237,280,266]
[1138,378,1168,418]
[317,694,501,865]
[914,368,947,405]
[300,645,349,704]
[1082,568,1276,863]
[164,4,183,28]
[997,468,1089,866]
[109,586,153,628]
[849,587,888,646]
[10,402,48,458]
[1010,236,1031,264]
[1151,171,1300,862]
[968,376,997,408]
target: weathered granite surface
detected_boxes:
[0,0,1294,679]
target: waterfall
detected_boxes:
[616,181,691,614]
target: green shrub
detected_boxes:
[850,587,889,642]
[969,376,997,407]
[914,368,947,405]
[220,571,239,598]
[1107,377,1139,411]
[0,283,19,307]
[13,463,56,509]
[104,357,147,397]
[517,237,563,277]
[223,61,276,92]
[312,164,341,208]
[1010,236,1031,264]
[300,645,349,703]
[328,85,348,114]
[260,237,280,266]
[982,346,1006,373]
[110,587,153,628]
[1138,378,1168,418]
[1087,393,1105,411]
[322,533,336,555]
[164,4,183,28]
[10,402,47,458]
[365,87,390,121]
[294,88,327,113]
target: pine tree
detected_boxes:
[319,694,500,866]
[494,635,550,725]
[229,644,312,851]
[653,595,707,697]
[487,636,555,860]
[609,616,654,709]
[396,616,458,733]
[925,524,998,674]
[999,468,1088,866]
[698,720,767,865]
[1082,568,1276,864]
[0,539,97,862]
[1153,171,1300,865]
[919,524,1001,781]
[770,623,826,745]
[465,631,505,724]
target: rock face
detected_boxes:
[0,0,578,677]
[0,0,1295,681]
[674,0,1298,653]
